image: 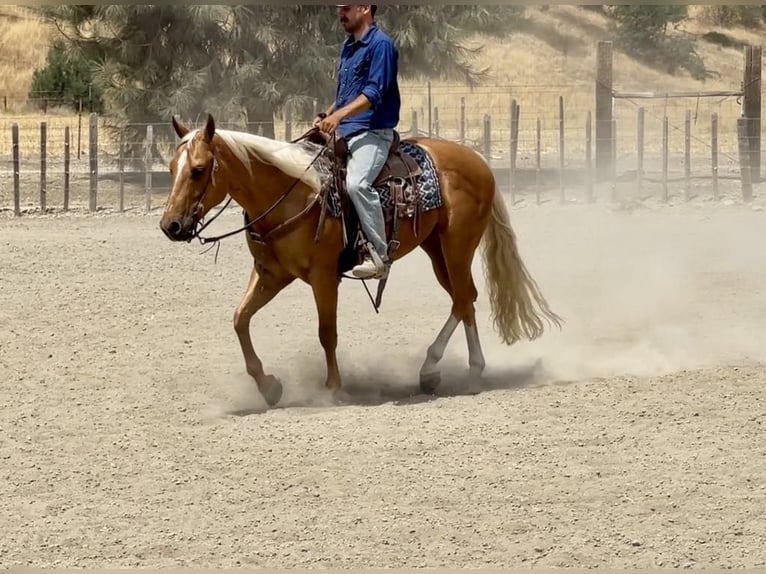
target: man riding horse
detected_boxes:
[160,3,562,406]
[313,4,400,280]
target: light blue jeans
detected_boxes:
[345,128,394,260]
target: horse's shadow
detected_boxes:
[222,357,566,417]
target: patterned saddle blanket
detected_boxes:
[317,140,443,224]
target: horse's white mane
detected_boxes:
[180,128,327,193]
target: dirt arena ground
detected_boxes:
[2,184,766,568]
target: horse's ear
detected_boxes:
[203,113,215,143]
[172,115,190,139]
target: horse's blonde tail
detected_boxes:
[481,186,563,345]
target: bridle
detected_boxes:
[178,127,334,246]
[173,126,392,313]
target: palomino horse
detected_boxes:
[160,113,562,406]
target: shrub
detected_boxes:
[28,39,104,112]
[608,6,708,81]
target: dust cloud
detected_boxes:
[211,195,766,413]
[483,200,766,384]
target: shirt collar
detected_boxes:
[344,23,377,47]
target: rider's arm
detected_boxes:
[321,103,336,117]
[330,38,397,122]
[360,38,397,111]
[332,93,372,121]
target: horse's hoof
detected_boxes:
[260,376,283,407]
[468,366,484,380]
[419,371,440,395]
[330,388,351,406]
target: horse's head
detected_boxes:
[160,113,227,242]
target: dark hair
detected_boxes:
[371,4,377,17]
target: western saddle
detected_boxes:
[307,127,422,252]
[300,127,424,311]
[307,128,422,189]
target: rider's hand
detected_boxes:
[312,112,327,129]
[318,112,341,135]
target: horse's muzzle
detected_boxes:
[160,217,194,242]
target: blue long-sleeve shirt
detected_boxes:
[334,24,401,139]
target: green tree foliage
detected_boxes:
[700,6,763,28]
[33,5,525,155]
[607,5,708,80]
[28,37,104,112]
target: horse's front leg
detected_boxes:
[309,270,342,395]
[233,264,295,407]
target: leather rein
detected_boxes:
[183,127,333,246]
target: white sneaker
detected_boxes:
[351,256,388,279]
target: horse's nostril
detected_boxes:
[167,220,182,237]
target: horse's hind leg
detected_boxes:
[441,219,488,382]
[463,314,486,380]
[419,216,488,394]
[420,315,460,394]
[233,264,295,407]
[418,231,461,394]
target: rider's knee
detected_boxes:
[345,175,366,198]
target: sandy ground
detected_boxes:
[1,183,766,568]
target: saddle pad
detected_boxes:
[322,141,443,219]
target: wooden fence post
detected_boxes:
[119,134,125,213]
[89,112,98,211]
[284,104,292,142]
[77,99,82,159]
[433,106,440,138]
[662,116,669,203]
[510,98,519,204]
[637,107,644,199]
[585,111,594,203]
[536,117,541,205]
[64,126,70,211]
[684,109,691,201]
[596,40,613,182]
[12,123,20,216]
[711,112,719,200]
[743,45,761,182]
[610,118,617,202]
[459,97,465,145]
[427,80,432,137]
[482,114,491,161]
[558,95,565,203]
[40,121,47,212]
[737,116,753,202]
[145,125,153,213]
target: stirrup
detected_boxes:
[366,242,387,272]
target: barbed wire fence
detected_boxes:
[0,44,762,216]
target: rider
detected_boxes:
[314,4,401,280]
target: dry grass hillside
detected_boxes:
[0,5,54,102]
[1,5,761,101]
[410,5,764,155]
[0,5,762,162]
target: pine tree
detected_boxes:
[34,5,525,150]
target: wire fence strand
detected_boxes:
[1,81,762,215]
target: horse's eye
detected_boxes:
[190,166,205,179]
